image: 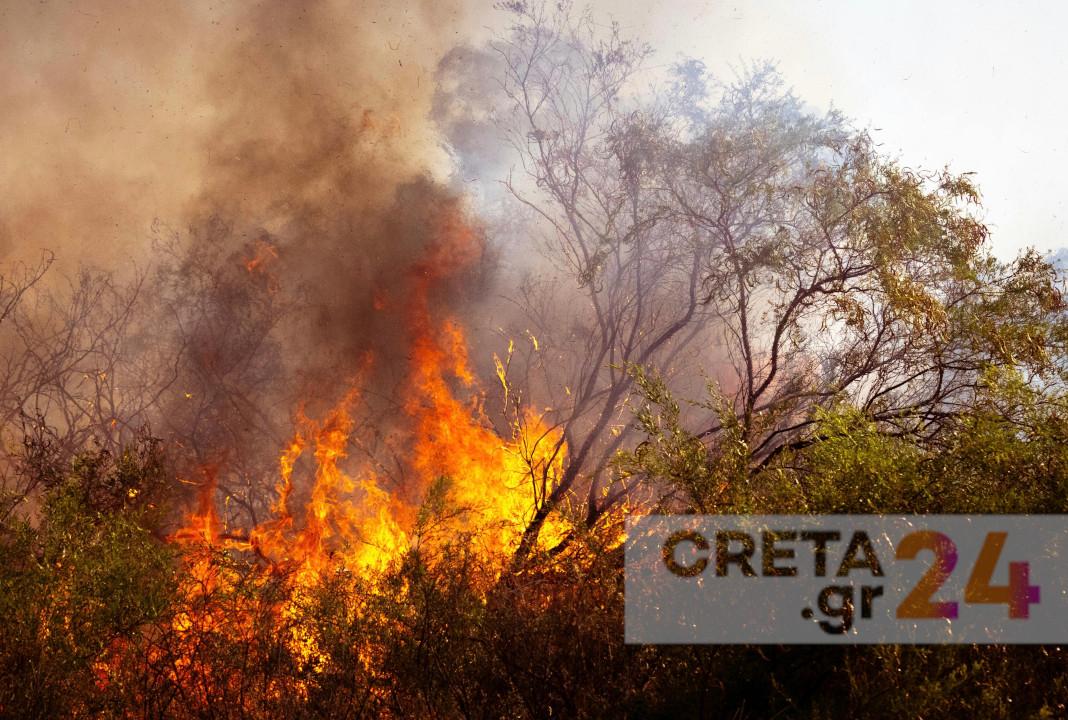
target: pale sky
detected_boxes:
[600,0,1067,259]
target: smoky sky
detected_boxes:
[2,0,499,398]
[1,0,476,268]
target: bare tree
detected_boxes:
[0,252,172,512]
[0,222,290,527]
[489,2,1066,554]
[657,69,1065,471]
[0,251,52,327]
[493,3,722,560]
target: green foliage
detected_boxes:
[614,347,1068,718]
[617,364,743,513]
[4,372,1067,720]
[0,435,177,718]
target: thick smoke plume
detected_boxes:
[2,0,501,518]
[1,0,474,264]
[1,0,487,330]
[5,0,491,350]
[188,0,491,375]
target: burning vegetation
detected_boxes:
[177,202,573,587]
[3,1,1068,718]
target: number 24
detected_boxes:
[895,531,1040,620]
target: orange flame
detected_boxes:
[244,237,279,274]
[167,206,569,694]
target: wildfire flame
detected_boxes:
[166,206,569,692]
[244,237,279,275]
